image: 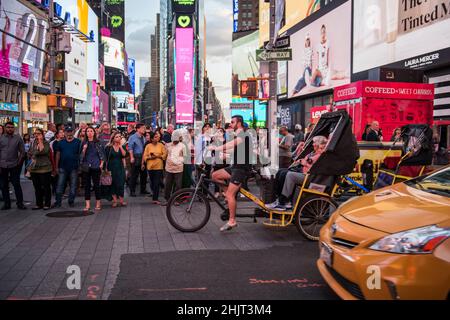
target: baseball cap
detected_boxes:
[295,124,302,130]
[65,127,74,132]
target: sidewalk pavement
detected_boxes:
[0,179,331,300]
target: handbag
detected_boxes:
[79,141,90,173]
[100,170,112,186]
[100,146,113,186]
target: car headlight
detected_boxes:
[369,225,450,254]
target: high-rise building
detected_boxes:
[159,0,205,126]
[234,0,259,33]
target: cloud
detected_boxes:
[204,0,233,107]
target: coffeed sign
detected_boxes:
[399,0,450,34]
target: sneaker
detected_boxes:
[51,203,61,209]
[273,204,287,211]
[265,200,279,209]
[285,202,293,210]
[220,222,238,232]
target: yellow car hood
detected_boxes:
[340,183,450,234]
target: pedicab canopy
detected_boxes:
[300,110,360,176]
[400,124,434,167]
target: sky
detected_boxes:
[125,0,232,109]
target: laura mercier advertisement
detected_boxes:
[353,0,450,73]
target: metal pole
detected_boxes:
[48,0,55,123]
[268,0,279,172]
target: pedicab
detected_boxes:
[165,110,359,241]
[373,124,434,189]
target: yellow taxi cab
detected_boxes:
[317,166,450,300]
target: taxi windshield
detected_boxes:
[405,167,450,198]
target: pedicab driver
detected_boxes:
[209,115,253,232]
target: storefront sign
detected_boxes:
[0,103,19,112]
[311,105,332,124]
[24,112,49,122]
[334,81,435,102]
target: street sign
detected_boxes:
[230,103,253,110]
[256,49,292,62]
[264,35,290,49]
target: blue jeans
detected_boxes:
[294,67,312,93]
[55,168,78,205]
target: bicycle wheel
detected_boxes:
[166,188,211,232]
[295,196,337,241]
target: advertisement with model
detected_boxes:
[288,0,351,98]
[175,26,194,124]
[353,0,450,73]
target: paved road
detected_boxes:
[0,180,338,300]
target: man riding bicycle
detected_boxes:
[209,115,253,232]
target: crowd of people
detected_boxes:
[0,116,447,231]
[0,118,260,216]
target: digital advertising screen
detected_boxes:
[175,27,194,124]
[287,1,351,98]
[128,58,136,95]
[172,0,196,14]
[105,0,125,43]
[102,36,125,71]
[353,0,450,73]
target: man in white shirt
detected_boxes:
[311,24,330,87]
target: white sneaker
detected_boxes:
[285,202,293,210]
[265,200,279,209]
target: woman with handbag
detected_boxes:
[28,129,55,210]
[80,127,105,212]
[105,132,128,208]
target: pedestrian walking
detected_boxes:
[98,122,112,149]
[142,131,167,204]
[28,129,54,210]
[45,123,57,142]
[50,129,65,195]
[128,124,148,197]
[279,126,294,169]
[162,124,174,144]
[80,127,105,212]
[105,132,128,208]
[53,127,82,208]
[0,122,26,210]
[23,133,31,175]
[162,130,185,205]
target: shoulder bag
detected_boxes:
[100,146,112,186]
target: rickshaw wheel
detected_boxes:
[295,195,338,241]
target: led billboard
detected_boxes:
[175,27,194,124]
[172,0,196,14]
[288,1,351,98]
[128,58,136,95]
[353,0,450,73]
[102,36,125,71]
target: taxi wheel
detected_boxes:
[295,196,338,241]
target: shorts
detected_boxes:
[225,167,249,186]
